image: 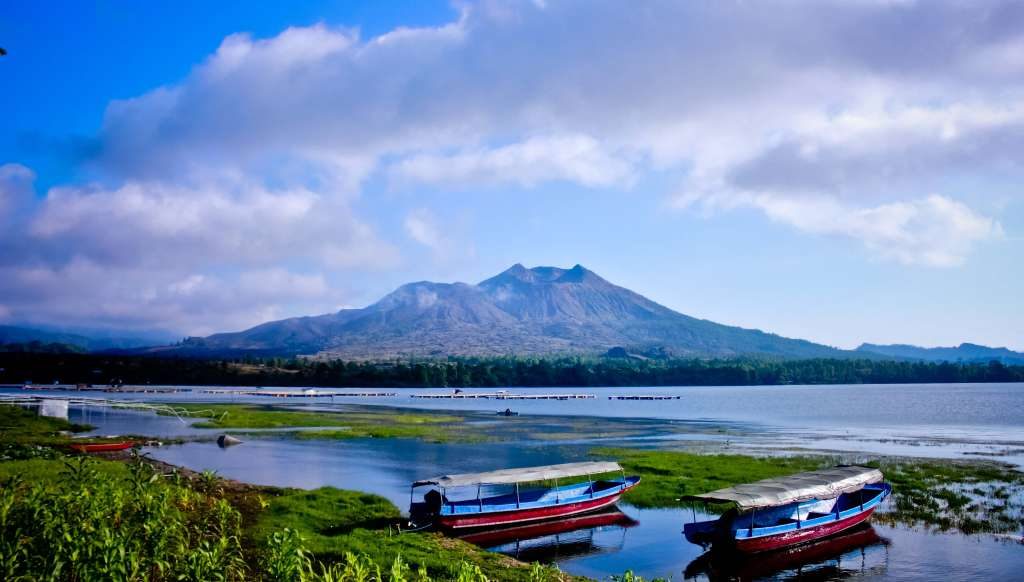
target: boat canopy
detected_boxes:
[413,461,623,488]
[682,466,883,510]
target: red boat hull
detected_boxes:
[70,441,136,453]
[437,484,636,530]
[735,507,877,553]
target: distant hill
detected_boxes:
[0,325,171,352]
[856,343,1024,365]
[159,264,852,360]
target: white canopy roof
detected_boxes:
[413,461,623,488]
[683,466,883,510]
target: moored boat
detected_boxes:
[69,441,137,453]
[410,461,640,530]
[682,466,891,553]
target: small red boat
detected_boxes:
[683,466,891,553]
[69,441,136,453]
[410,461,640,530]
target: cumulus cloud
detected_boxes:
[22,177,392,269]
[678,193,1002,267]
[86,1,1018,265]
[7,0,1024,332]
[392,134,635,188]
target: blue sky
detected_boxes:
[1,0,1022,350]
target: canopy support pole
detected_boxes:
[477,484,483,511]
[515,482,520,508]
[555,477,560,503]
[620,469,626,491]
[587,473,594,498]
[750,507,756,536]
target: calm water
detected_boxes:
[5,382,1024,465]
[5,384,1024,579]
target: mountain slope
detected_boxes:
[856,343,1024,365]
[169,264,849,360]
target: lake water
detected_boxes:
[4,383,1024,579]
[6,382,1024,465]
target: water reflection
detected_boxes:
[684,525,889,581]
[460,509,638,562]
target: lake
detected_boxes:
[3,382,1023,579]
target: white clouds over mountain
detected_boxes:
[3,0,1022,332]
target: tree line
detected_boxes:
[2,352,1022,388]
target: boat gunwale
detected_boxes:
[432,476,640,517]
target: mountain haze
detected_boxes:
[174,264,847,359]
[856,343,1024,365]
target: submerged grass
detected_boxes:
[596,447,1024,535]
[865,458,1024,535]
[166,404,471,442]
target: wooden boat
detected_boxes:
[682,466,891,553]
[69,441,136,453]
[410,461,640,530]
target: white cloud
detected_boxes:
[25,177,393,269]
[679,193,1003,267]
[404,209,445,251]
[392,134,635,188]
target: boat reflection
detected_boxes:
[684,524,889,581]
[459,508,638,562]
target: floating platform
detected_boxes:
[607,395,681,400]
[197,389,396,398]
[410,392,594,400]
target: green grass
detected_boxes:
[167,404,472,442]
[593,448,827,508]
[0,404,91,443]
[0,456,130,483]
[252,486,565,581]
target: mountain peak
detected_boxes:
[174,263,851,360]
[483,263,602,286]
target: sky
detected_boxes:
[0,0,1022,350]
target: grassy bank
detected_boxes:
[596,448,1024,535]
[0,404,575,581]
[250,487,568,581]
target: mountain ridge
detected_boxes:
[856,342,1024,365]
[164,264,852,360]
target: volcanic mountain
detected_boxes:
[174,264,846,359]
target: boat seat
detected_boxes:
[807,512,831,519]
